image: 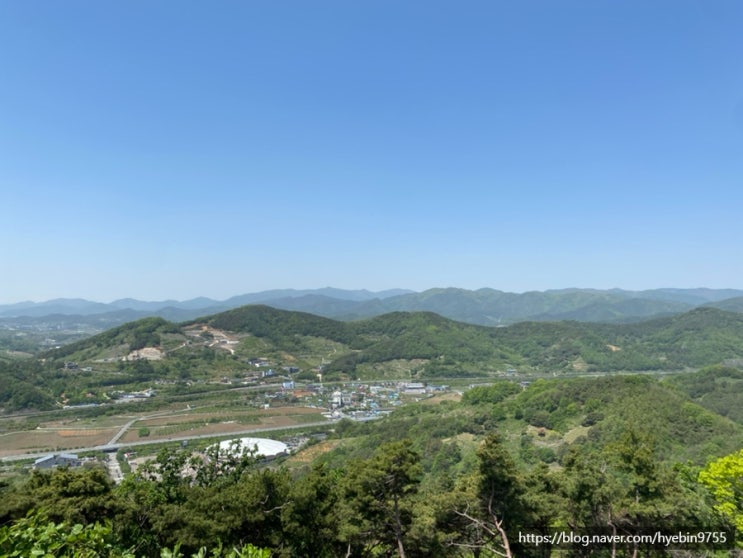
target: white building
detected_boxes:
[212,437,288,460]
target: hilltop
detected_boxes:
[0,305,739,413]
[5,287,743,340]
[42,305,743,378]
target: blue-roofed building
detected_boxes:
[33,453,81,470]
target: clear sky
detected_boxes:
[2,1,742,303]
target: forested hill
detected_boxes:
[40,305,743,379]
[199,304,358,345]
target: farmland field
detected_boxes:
[0,395,327,458]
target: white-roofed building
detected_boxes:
[213,437,288,460]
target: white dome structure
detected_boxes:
[214,437,288,459]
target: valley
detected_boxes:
[2,303,743,556]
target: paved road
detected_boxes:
[106,453,124,483]
[105,408,181,446]
[0,417,382,463]
[107,417,140,446]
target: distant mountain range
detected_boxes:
[3,287,743,331]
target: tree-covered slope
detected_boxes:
[35,305,743,380]
[198,305,358,346]
[324,375,742,471]
[328,312,519,376]
[613,307,743,367]
[666,364,743,426]
[0,359,57,411]
[328,307,743,376]
[343,287,699,325]
[41,317,182,361]
[8,305,743,414]
[506,375,742,463]
[705,295,743,313]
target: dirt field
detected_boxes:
[0,428,117,458]
[120,421,260,443]
[420,392,462,404]
[119,406,325,444]
[0,406,326,456]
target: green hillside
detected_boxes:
[505,375,741,463]
[5,305,743,414]
[44,316,183,361]
[199,305,358,345]
[705,295,743,313]
[331,306,743,377]
[344,287,697,324]
[667,364,743,425]
[330,312,516,377]
[35,305,743,380]
[0,359,56,411]
[317,376,743,500]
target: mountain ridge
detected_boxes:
[4,287,743,332]
[42,304,743,379]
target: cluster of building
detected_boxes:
[110,388,156,403]
[269,381,450,420]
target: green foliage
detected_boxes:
[0,512,132,557]
[161,542,271,558]
[280,464,345,557]
[433,434,551,557]
[476,433,526,522]
[0,359,56,411]
[558,429,731,556]
[699,449,743,540]
[460,381,521,406]
[505,375,743,463]
[0,467,116,527]
[342,439,423,557]
[668,364,743,425]
[44,317,177,361]
[201,305,357,346]
[112,445,290,555]
[191,439,259,488]
[0,512,271,557]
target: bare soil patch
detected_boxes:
[120,421,258,444]
[118,407,324,444]
[286,439,343,465]
[125,347,164,361]
[0,429,116,457]
[421,393,462,404]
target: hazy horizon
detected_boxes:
[3,284,743,307]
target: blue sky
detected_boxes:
[2,1,742,303]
